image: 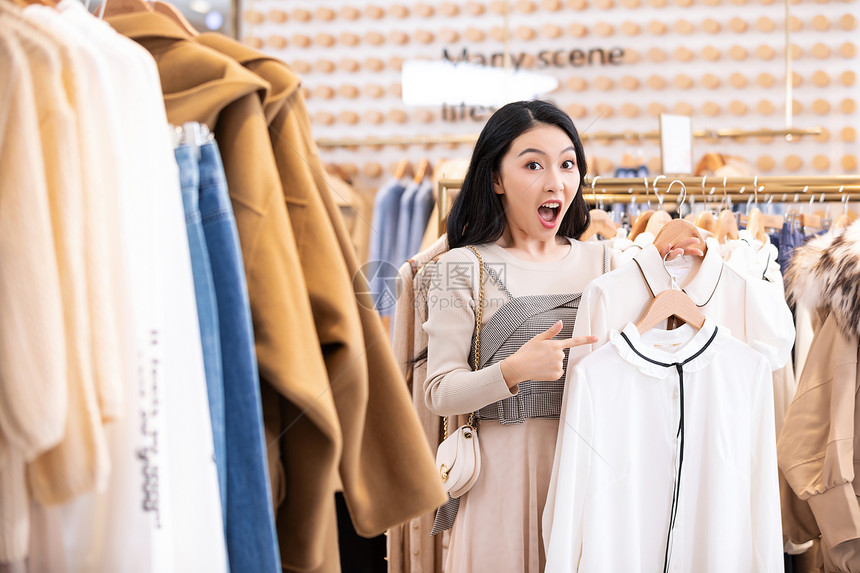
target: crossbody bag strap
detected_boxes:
[442,246,484,439]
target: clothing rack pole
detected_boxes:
[439,176,860,195]
[316,127,823,149]
[435,175,860,231]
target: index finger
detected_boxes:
[557,335,598,349]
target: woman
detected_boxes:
[423,100,609,572]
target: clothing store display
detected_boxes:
[779,223,860,572]
[546,320,783,571]
[2,5,229,570]
[105,13,342,570]
[5,0,860,568]
[424,240,612,571]
[1,3,444,571]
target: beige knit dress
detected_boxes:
[424,239,612,572]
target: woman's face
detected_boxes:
[493,123,581,240]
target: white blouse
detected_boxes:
[545,321,783,572]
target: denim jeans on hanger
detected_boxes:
[197,140,281,573]
[175,144,227,516]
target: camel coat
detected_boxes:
[109,15,446,570]
[780,224,860,572]
[194,32,446,570]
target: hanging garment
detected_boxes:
[175,143,226,514]
[368,177,408,312]
[193,33,448,571]
[546,320,783,571]
[423,240,611,572]
[567,238,795,370]
[17,5,172,570]
[106,12,341,571]
[779,223,860,572]
[407,179,436,263]
[196,139,281,573]
[544,238,795,548]
[0,21,67,564]
[387,235,450,573]
[3,10,112,516]
[394,179,423,269]
[62,5,227,572]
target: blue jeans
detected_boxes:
[197,141,281,573]
[175,144,227,515]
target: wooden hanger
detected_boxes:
[801,213,822,230]
[716,209,739,243]
[636,287,706,333]
[393,158,412,180]
[640,181,707,333]
[153,0,199,35]
[629,210,654,240]
[99,0,151,18]
[653,218,708,257]
[746,207,767,243]
[14,0,56,7]
[833,190,851,229]
[644,209,671,236]
[580,209,619,241]
[580,176,619,241]
[413,158,430,183]
[694,211,717,233]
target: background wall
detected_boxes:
[238,0,859,188]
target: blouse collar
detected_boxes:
[632,238,724,306]
[609,319,726,378]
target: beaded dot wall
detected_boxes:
[241,0,859,183]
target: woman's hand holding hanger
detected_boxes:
[660,236,705,260]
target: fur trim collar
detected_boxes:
[786,220,860,338]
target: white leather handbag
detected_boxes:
[435,417,481,498]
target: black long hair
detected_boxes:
[446,100,590,249]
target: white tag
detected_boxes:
[665,256,693,284]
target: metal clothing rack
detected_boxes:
[436,175,860,234]
[316,128,824,149]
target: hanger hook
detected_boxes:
[653,175,667,207]
[591,175,601,205]
[666,180,687,208]
[661,249,682,290]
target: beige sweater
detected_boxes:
[423,239,612,417]
[8,12,111,511]
[0,27,68,562]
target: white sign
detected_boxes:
[659,114,694,175]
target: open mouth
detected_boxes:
[538,200,562,226]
